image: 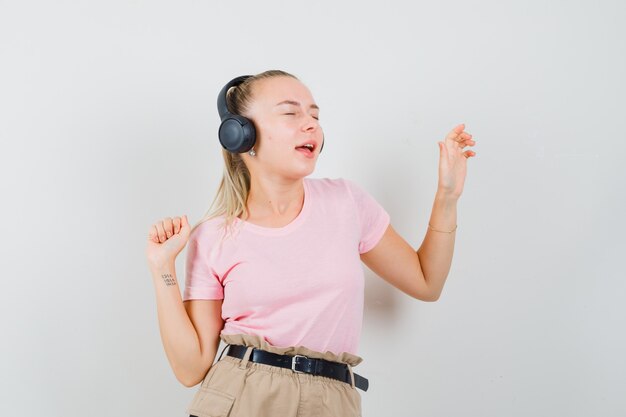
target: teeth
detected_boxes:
[304,144,314,149]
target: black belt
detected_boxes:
[225,344,369,392]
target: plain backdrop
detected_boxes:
[1,0,625,416]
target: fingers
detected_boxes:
[438,123,478,160]
[446,123,476,149]
[164,218,175,238]
[149,216,187,244]
[148,225,160,243]
[155,220,168,243]
[445,123,465,141]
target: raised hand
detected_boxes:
[437,123,476,199]
[145,214,191,271]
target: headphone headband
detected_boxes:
[217,75,253,120]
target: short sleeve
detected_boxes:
[182,227,224,301]
[343,178,391,254]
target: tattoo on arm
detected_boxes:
[161,273,177,286]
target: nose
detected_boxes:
[302,115,319,132]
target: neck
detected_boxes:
[246,177,305,217]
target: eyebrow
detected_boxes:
[275,100,320,110]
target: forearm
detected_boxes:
[416,190,458,300]
[150,262,203,385]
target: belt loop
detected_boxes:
[217,343,230,362]
[239,346,254,370]
[347,364,356,389]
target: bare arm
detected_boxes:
[361,124,473,301]
[150,261,223,387]
[416,191,458,300]
[359,191,458,301]
[360,223,434,301]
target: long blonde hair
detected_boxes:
[190,69,299,241]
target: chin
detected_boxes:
[289,166,316,179]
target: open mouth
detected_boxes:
[295,144,315,154]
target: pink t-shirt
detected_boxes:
[182,176,390,356]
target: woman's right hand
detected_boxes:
[145,215,191,270]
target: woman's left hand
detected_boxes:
[437,123,476,199]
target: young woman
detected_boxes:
[145,69,476,417]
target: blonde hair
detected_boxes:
[189,69,299,241]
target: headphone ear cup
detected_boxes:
[218,114,256,153]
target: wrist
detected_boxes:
[148,258,176,273]
[149,261,177,284]
[435,189,459,204]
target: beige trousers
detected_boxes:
[186,332,364,417]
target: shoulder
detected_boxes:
[188,216,230,245]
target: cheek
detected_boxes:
[256,120,297,148]
[266,125,298,144]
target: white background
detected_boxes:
[1,0,625,416]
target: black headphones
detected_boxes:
[217,75,324,154]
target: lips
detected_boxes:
[295,139,318,152]
[295,147,314,158]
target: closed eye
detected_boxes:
[284,113,319,120]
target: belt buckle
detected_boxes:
[291,354,308,374]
